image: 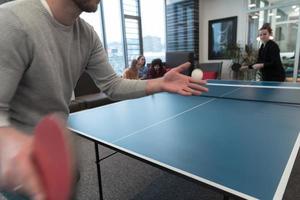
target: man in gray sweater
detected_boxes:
[0,0,207,199]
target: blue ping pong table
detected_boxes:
[68,80,300,200]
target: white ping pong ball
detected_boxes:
[191,69,203,80]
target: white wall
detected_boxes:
[199,0,248,79]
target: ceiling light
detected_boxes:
[252,15,259,19]
[249,4,256,8]
[292,5,297,9]
[276,15,281,19]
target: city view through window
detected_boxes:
[80,0,166,75]
[140,0,166,64]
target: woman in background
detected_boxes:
[147,58,166,79]
[248,23,285,82]
[137,55,148,79]
[123,59,140,79]
[123,56,147,79]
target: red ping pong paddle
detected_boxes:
[33,115,74,200]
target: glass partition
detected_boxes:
[248,0,298,10]
[248,4,300,81]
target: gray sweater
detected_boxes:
[0,0,147,132]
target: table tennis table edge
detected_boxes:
[69,127,258,200]
[273,132,300,200]
[207,83,300,90]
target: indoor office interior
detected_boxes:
[1,0,300,200]
[70,0,300,199]
[79,0,300,80]
[69,0,300,113]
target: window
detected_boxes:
[248,0,268,10]
[80,6,104,42]
[80,0,168,75]
[124,18,141,61]
[248,0,299,10]
[140,0,166,62]
[122,0,143,65]
[165,0,199,59]
[102,0,126,75]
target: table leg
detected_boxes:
[94,142,104,200]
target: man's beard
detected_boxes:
[73,0,98,12]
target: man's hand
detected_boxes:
[0,128,45,200]
[146,62,208,96]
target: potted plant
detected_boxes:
[226,43,258,79]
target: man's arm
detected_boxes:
[0,9,32,122]
[84,28,147,100]
[0,9,45,199]
[85,28,207,100]
[146,62,208,96]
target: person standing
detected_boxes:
[248,23,286,82]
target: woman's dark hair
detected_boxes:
[151,58,163,67]
[147,58,166,79]
[260,23,273,35]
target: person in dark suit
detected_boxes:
[249,23,286,82]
